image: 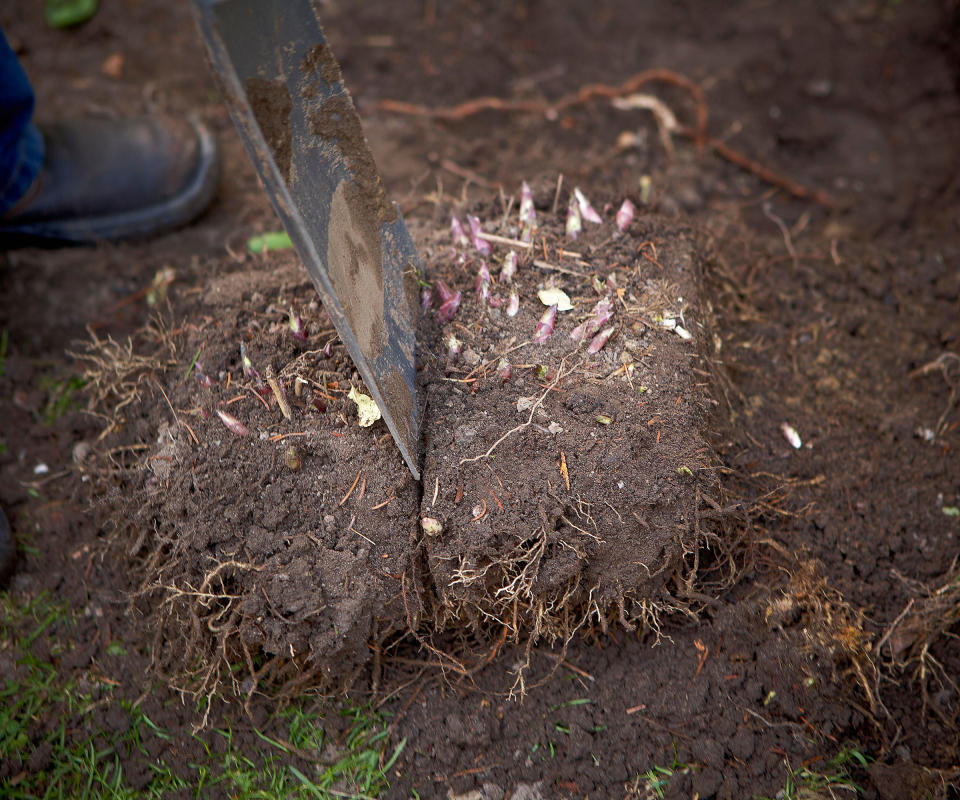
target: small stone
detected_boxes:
[462,347,481,366]
[72,441,92,463]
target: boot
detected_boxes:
[0,114,219,244]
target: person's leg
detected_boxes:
[0,29,44,216]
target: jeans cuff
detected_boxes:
[0,123,44,216]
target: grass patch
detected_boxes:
[0,591,403,798]
[759,743,869,800]
[38,374,87,425]
[625,745,689,799]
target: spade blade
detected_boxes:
[192,0,422,479]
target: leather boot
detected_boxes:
[1,114,219,244]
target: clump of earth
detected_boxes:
[79,180,723,692]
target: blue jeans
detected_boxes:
[0,29,44,215]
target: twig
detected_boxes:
[268,432,309,442]
[340,469,363,506]
[377,68,836,206]
[762,202,798,265]
[532,259,589,277]
[370,494,395,510]
[439,158,501,190]
[376,67,708,148]
[266,365,292,420]
[476,230,582,260]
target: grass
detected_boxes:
[758,743,869,800]
[626,745,689,799]
[0,591,403,799]
[38,374,87,425]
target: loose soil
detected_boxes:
[1,1,959,799]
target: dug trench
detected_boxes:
[75,184,725,696]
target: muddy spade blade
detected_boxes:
[192,0,422,479]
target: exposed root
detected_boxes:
[377,68,835,206]
[879,562,960,727]
[761,540,880,716]
[70,321,177,440]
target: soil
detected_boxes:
[1,1,960,799]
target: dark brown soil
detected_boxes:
[416,205,718,654]
[2,1,960,799]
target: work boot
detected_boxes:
[0,507,13,589]
[0,115,219,244]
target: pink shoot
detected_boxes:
[434,280,461,322]
[498,357,512,381]
[588,326,616,354]
[421,287,433,309]
[216,409,249,436]
[506,290,520,317]
[566,196,582,240]
[467,215,492,255]
[535,303,558,343]
[475,261,492,301]
[447,335,462,360]
[194,361,216,388]
[240,342,260,382]
[450,215,469,248]
[520,181,536,241]
[321,341,333,358]
[574,187,602,224]
[500,250,518,282]
[570,298,614,342]
[616,198,636,232]
[288,307,308,341]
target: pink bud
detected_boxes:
[435,279,457,305]
[519,182,536,242]
[574,187,602,224]
[447,335,462,360]
[498,357,512,381]
[506,290,520,317]
[616,199,636,232]
[240,342,260,381]
[216,409,249,436]
[194,361,216,388]
[321,341,333,358]
[565,197,582,240]
[467,215,492,255]
[535,304,557,343]
[288,307,308,341]
[570,298,614,342]
[475,261,492,301]
[434,280,461,322]
[450,215,470,248]
[520,182,536,223]
[500,250,518,282]
[588,326,616,354]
